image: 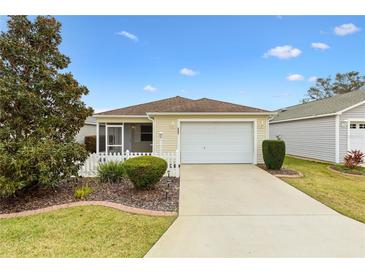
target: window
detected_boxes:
[141,125,152,141]
[350,123,357,129]
[360,124,365,129]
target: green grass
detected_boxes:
[282,156,365,223]
[0,206,176,257]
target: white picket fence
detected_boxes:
[78,150,180,178]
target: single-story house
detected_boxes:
[75,116,97,144]
[94,96,274,164]
[270,90,365,163]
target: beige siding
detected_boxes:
[154,115,269,163]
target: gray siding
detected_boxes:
[270,116,336,162]
[76,124,96,144]
[339,102,365,161]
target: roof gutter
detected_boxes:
[270,112,339,124]
[146,112,276,116]
[93,115,148,118]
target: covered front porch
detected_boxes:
[81,121,179,177]
[96,122,153,154]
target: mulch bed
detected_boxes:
[257,164,302,177]
[0,177,179,214]
[329,165,365,176]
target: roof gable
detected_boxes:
[271,90,365,123]
[96,96,270,115]
[96,96,193,115]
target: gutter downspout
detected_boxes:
[146,113,155,153]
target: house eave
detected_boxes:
[270,112,339,124]
[93,115,148,118]
[146,112,276,116]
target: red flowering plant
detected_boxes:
[344,150,365,169]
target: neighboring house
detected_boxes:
[75,116,97,144]
[94,96,274,164]
[270,90,365,163]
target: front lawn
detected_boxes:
[282,156,365,223]
[0,206,175,257]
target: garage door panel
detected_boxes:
[349,123,365,152]
[180,122,254,164]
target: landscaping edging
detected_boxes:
[327,166,365,177]
[0,201,177,219]
[273,172,303,178]
[257,164,303,178]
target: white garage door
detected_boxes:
[349,122,365,152]
[180,122,254,164]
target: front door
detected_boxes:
[106,125,124,154]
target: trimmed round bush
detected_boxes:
[123,156,167,189]
[262,140,286,170]
[97,161,125,183]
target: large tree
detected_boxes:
[302,71,365,103]
[0,16,93,197]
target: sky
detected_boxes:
[1,16,365,112]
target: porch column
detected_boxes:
[105,123,108,154]
[96,122,99,154]
[122,123,124,153]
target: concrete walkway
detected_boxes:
[145,165,365,257]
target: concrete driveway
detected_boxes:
[145,165,365,257]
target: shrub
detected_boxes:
[74,184,93,200]
[0,140,89,198]
[123,156,167,189]
[262,140,286,170]
[344,150,364,169]
[97,161,125,183]
[84,136,96,153]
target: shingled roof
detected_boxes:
[96,96,270,115]
[271,89,365,123]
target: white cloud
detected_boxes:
[286,74,304,81]
[143,85,157,92]
[179,67,198,76]
[308,76,318,82]
[311,42,330,50]
[334,23,361,36]
[117,30,138,42]
[263,45,302,59]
